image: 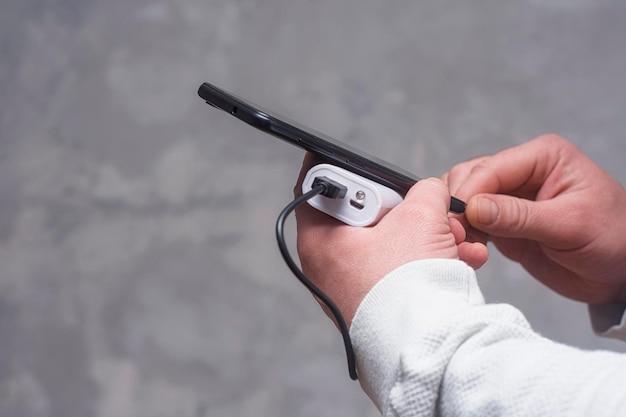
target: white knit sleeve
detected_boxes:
[350,259,626,417]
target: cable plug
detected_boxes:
[312,176,348,199]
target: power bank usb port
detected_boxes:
[350,199,365,210]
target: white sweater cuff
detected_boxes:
[349,259,483,412]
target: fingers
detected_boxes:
[374,177,452,248]
[449,217,467,244]
[383,178,489,264]
[449,216,489,269]
[465,193,567,245]
[402,177,452,215]
[446,135,569,202]
[442,156,487,195]
[445,135,579,247]
[458,241,489,270]
[375,177,451,234]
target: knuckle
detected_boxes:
[534,133,567,145]
[446,157,489,194]
[446,163,465,180]
[448,159,480,180]
[534,134,573,155]
[406,178,449,206]
[533,134,578,165]
[469,159,494,176]
[422,176,446,189]
[503,197,531,232]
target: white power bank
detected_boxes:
[302,164,404,227]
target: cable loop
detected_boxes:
[276,184,358,380]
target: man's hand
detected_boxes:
[444,134,626,304]
[295,153,488,325]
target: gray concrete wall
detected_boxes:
[1,1,625,416]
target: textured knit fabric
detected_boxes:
[349,259,626,417]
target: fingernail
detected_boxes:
[476,197,498,225]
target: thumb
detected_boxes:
[466,194,560,242]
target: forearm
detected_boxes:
[350,260,626,416]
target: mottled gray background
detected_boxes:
[1,0,626,416]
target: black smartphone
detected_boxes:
[197,82,465,214]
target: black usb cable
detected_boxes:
[275,177,358,380]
